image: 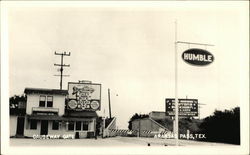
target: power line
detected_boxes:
[54,51,70,90]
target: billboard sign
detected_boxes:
[68,82,101,111]
[182,48,214,66]
[166,98,198,117]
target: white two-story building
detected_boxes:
[23,87,98,138]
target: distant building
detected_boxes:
[149,111,168,120]
[131,111,172,137]
[10,100,26,137]
[10,115,18,137]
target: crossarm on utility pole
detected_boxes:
[54,51,71,90]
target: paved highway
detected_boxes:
[10,137,235,147]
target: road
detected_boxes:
[10,136,236,147]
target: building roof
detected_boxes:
[149,118,170,131]
[24,88,68,95]
[132,117,170,131]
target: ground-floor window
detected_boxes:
[76,121,81,131]
[30,120,37,129]
[82,121,88,131]
[68,122,74,131]
[52,121,59,130]
[67,121,90,131]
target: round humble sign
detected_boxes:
[68,100,77,109]
[90,101,100,110]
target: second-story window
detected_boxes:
[47,96,53,107]
[39,95,53,107]
[39,96,46,107]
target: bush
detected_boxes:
[198,107,240,144]
[128,113,149,130]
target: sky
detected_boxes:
[5,2,249,129]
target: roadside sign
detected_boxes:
[166,98,198,116]
[182,48,214,66]
[68,82,101,111]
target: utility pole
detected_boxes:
[108,88,112,119]
[54,51,70,90]
[103,109,106,138]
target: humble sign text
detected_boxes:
[182,48,214,66]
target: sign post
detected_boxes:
[173,20,214,146]
[174,20,179,146]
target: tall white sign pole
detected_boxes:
[174,20,179,146]
[173,20,214,146]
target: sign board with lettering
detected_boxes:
[182,48,214,66]
[165,98,198,116]
[68,82,101,111]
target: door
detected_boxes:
[16,116,25,136]
[40,120,48,135]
